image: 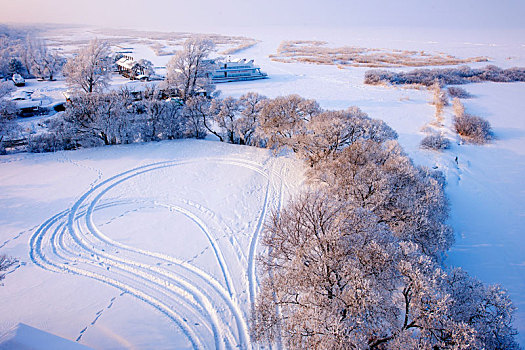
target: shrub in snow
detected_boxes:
[27,118,77,153]
[448,86,472,98]
[420,134,451,150]
[454,113,493,144]
[27,132,76,153]
[0,254,17,282]
[452,98,492,144]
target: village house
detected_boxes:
[115,55,147,80]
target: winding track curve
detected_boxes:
[30,156,289,349]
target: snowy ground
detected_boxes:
[0,140,304,349]
[1,25,524,347]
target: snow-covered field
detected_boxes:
[1,25,524,348]
[0,140,304,349]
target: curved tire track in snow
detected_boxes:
[29,156,290,349]
[30,209,205,349]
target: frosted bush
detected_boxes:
[448,86,472,98]
[454,113,493,144]
[452,98,492,144]
[420,134,451,150]
[27,132,76,153]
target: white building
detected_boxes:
[116,56,146,80]
[209,58,268,83]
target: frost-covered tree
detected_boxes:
[252,190,518,349]
[129,87,184,141]
[237,92,266,146]
[205,93,268,145]
[26,38,64,80]
[138,59,155,78]
[64,91,129,146]
[210,96,241,143]
[258,94,321,150]
[0,81,18,153]
[63,39,112,93]
[295,107,397,166]
[159,100,185,140]
[133,88,167,141]
[165,37,215,101]
[309,139,452,258]
[181,96,209,139]
[446,268,519,350]
[7,58,23,75]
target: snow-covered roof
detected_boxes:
[230,58,245,63]
[11,90,33,101]
[226,58,255,64]
[116,57,140,70]
[0,323,94,350]
[15,99,42,109]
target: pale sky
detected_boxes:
[0,0,524,32]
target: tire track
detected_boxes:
[29,155,292,349]
[30,210,205,349]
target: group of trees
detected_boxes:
[5,36,218,152]
[28,88,188,152]
[29,89,402,158]
[364,65,525,87]
[0,25,64,80]
[250,98,518,348]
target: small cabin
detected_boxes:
[116,56,145,80]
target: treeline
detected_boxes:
[27,91,398,156]
[250,98,518,348]
[364,65,525,86]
